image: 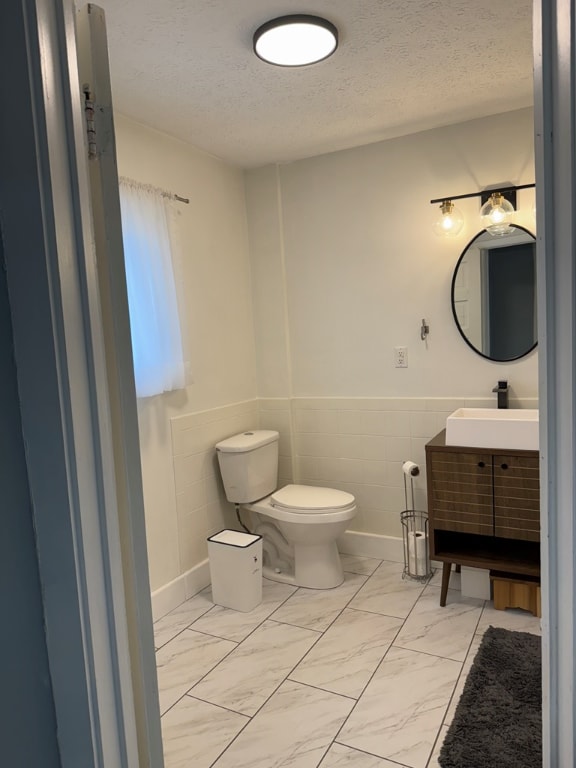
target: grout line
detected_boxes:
[332,588,422,744]
[345,604,416,620]
[153,592,214,648]
[173,581,300,647]
[437,598,487,732]
[202,620,330,765]
[283,677,358,701]
[266,617,324,633]
[270,572,370,625]
[178,583,330,723]
[159,690,190,720]
[332,742,412,767]
[154,614,213,651]
[332,573,455,756]
[425,726,446,768]
[390,644,467,663]
[340,605,407,620]
[207,712,253,768]
[198,620,328,768]
[183,692,251,719]
[157,634,240,720]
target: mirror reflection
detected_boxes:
[451,226,537,361]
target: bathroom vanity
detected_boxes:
[425,429,540,607]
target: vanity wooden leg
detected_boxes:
[440,562,451,607]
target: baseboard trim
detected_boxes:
[338,530,404,563]
[151,559,211,621]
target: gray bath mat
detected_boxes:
[440,626,541,768]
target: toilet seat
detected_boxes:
[270,484,356,515]
[246,485,356,526]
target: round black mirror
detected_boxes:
[451,225,537,361]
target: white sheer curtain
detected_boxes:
[119,178,185,398]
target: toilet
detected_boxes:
[215,430,356,589]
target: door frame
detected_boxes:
[0,1,160,766]
[534,2,576,765]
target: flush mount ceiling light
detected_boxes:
[253,15,338,67]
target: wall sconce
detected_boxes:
[430,184,535,238]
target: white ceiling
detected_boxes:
[95,0,533,168]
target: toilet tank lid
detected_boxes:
[271,484,355,511]
[215,430,279,453]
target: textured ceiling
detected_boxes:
[95,0,533,168]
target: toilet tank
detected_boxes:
[215,430,279,503]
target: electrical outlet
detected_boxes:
[394,346,408,368]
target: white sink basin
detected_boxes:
[445,408,539,450]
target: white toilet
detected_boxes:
[215,430,356,589]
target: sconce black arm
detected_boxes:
[430,183,535,206]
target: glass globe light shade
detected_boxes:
[433,200,464,237]
[480,192,515,236]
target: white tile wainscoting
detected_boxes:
[156,400,259,619]
[154,556,541,768]
[289,396,538,541]
[152,396,537,620]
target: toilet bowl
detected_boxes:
[246,484,356,589]
[215,430,356,590]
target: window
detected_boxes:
[119,178,185,397]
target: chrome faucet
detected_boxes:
[492,380,509,409]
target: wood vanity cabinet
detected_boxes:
[425,430,540,606]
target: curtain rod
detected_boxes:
[119,176,190,205]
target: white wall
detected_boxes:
[291,394,537,542]
[115,114,257,592]
[246,108,537,400]
[244,167,292,398]
[244,108,538,544]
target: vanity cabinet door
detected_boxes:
[429,452,493,535]
[494,455,540,541]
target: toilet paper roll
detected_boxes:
[402,460,420,477]
[408,530,427,576]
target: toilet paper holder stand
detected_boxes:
[400,470,432,582]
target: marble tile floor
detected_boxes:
[154,554,541,768]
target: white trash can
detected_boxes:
[207,529,263,612]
